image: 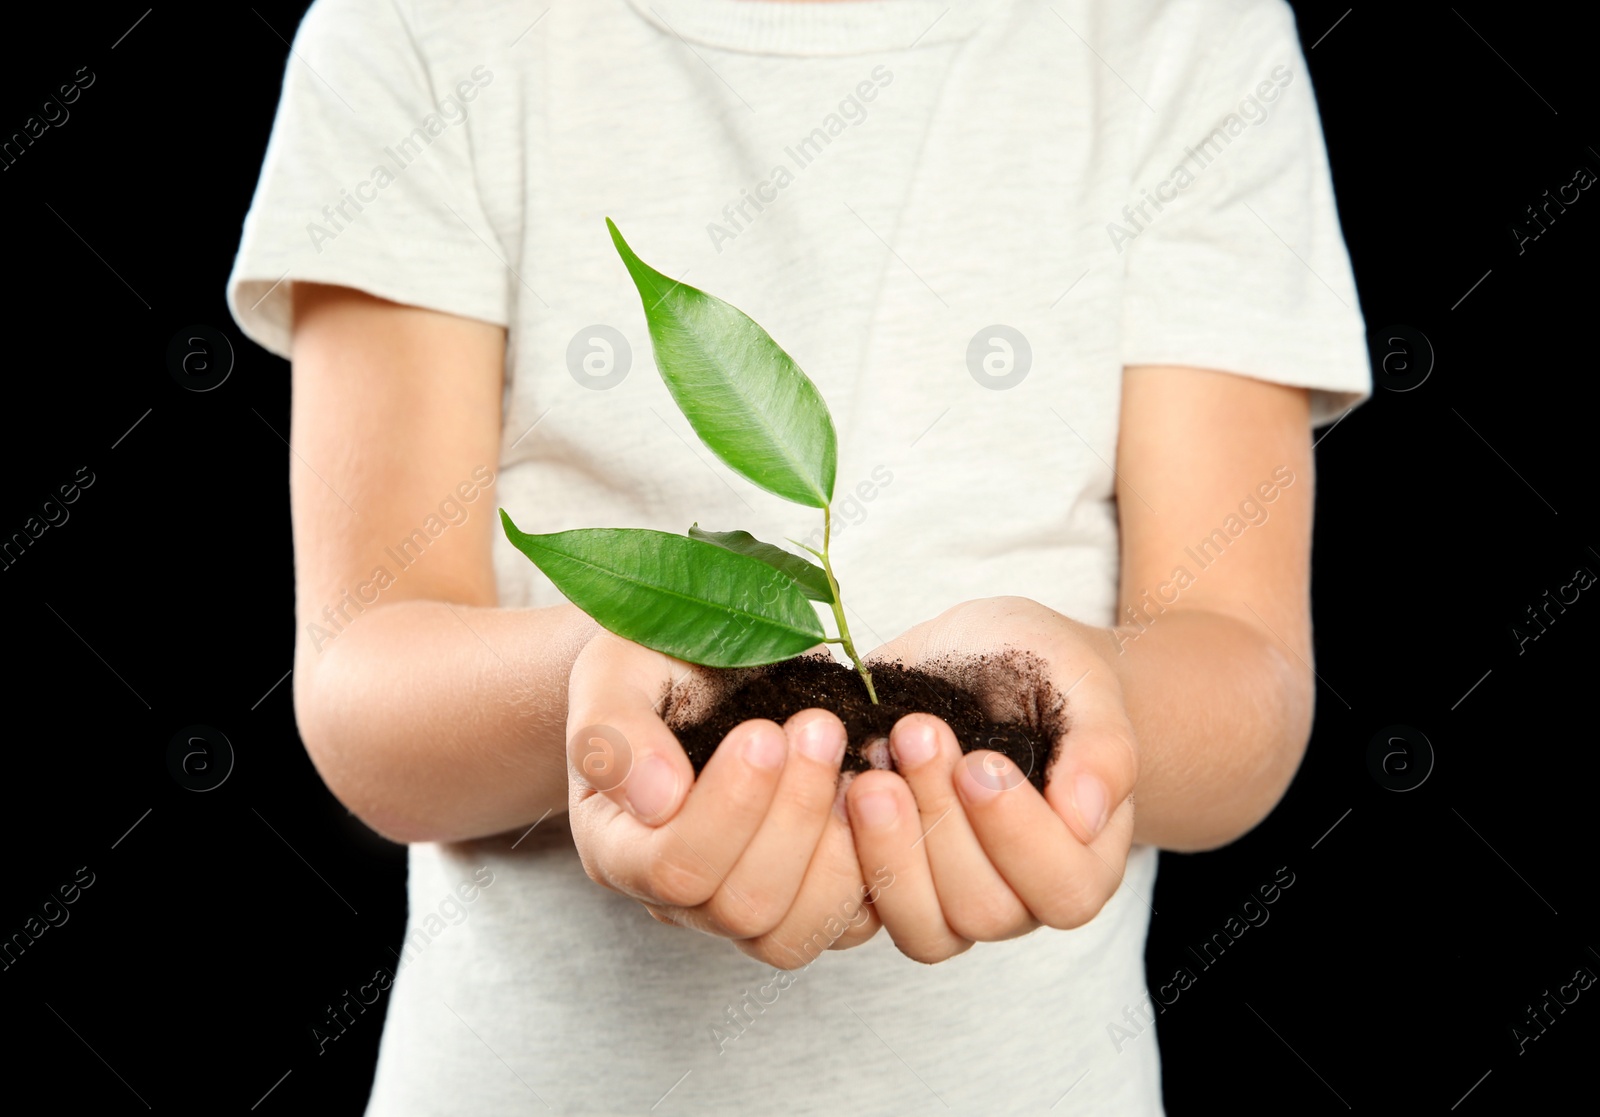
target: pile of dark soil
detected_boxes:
[664,651,1067,793]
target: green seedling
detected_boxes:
[500,219,878,703]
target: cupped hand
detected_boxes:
[845,597,1138,963]
[564,631,880,967]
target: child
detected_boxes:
[229,0,1368,1112]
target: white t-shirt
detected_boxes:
[228,1,1369,1112]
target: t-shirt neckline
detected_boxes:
[623,0,999,56]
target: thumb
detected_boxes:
[566,633,696,825]
[1045,665,1139,845]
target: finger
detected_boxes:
[1043,666,1139,845]
[735,793,881,969]
[579,718,790,909]
[846,770,971,964]
[565,634,696,823]
[957,749,1136,930]
[685,709,846,937]
[888,713,1034,943]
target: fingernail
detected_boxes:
[854,790,898,831]
[890,721,937,770]
[624,755,678,822]
[1072,772,1108,838]
[958,755,1006,803]
[796,714,845,766]
[744,725,788,771]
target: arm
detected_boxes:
[1108,364,1316,851]
[288,283,596,844]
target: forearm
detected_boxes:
[1094,608,1312,851]
[294,599,598,844]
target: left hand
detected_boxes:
[844,596,1138,963]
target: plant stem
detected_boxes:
[819,506,878,704]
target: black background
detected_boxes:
[1,2,1594,1113]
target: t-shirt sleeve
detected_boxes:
[226,0,509,358]
[1119,0,1369,425]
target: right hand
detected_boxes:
[564,632,881,968]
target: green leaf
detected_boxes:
[688,524,835,604]
[501,511,824,668]
[607,218,837,508]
